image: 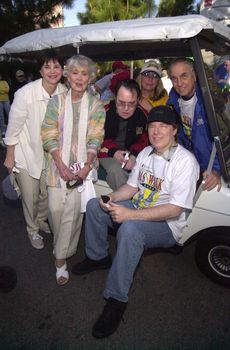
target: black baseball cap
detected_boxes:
[147,105,181,125]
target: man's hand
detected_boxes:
[114,150,128,165]
[124,154,136,171]
[99,195,112,212]
[202,170,221,192]
[107,202,132,223]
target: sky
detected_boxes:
[64,0,87,27]
[64,0,161,27]
[64,0,199,27]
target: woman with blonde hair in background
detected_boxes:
[138,61,168,115]
[42,55,105,285]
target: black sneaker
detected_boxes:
[92,298,127,338]
[71,256,112,275]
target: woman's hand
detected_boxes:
[76,164,91,180]
[55,159,74,182]
[4,146,15,173]
[59,164,75,182]
[51,149,75,182]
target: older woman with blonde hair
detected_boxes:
[138,61,168,115]
[42,55,105,285]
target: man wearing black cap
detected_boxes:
[72,105,199,339]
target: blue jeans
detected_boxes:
[0,101,10,133]
[85,198,176,303]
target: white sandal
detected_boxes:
[56,262,69,286]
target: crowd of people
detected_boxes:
[0,69,28,145]
[1,50,228,338]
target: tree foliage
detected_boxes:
[77,0,156,24]
[157,0,197,17]
[0,0,74,45]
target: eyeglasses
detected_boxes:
[116,100,137,109]
[142,71,159,78]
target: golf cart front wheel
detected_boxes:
[195,228,230,288]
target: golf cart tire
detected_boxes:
[195,227,230,288]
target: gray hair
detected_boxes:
[63,55,97,81]
[167,57,195,78]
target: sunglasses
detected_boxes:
[142,71,159,78]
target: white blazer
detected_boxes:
[4,79,67,179]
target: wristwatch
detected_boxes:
[85,162,94,169]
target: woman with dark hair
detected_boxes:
[3,50,66,250]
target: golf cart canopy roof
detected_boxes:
[0,14,229,60]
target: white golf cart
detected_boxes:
[1,14,230,287]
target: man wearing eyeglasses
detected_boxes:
[99,79,148,190]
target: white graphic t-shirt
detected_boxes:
[178,94,197,141]
[127,144,200,241]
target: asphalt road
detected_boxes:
[0,145,230,350]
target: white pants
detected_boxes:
[15,169,48,236]
[48,187,83,260]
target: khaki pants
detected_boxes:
[15,169,48,236]
[48,187,83,260]
[99,158,129,191]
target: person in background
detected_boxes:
[161,69,173,94]
[95,61,129,101]
[0,73,10,139]
[218,56,230,91]
[9,70,28,104]
[98,79,148,190]
[41,55,105,286]
[3,49,66,250]
[167,57,221,191]
[95,61,128,95]
[71,105,199,338]
[138,61,168,115]
[222,89,230,120]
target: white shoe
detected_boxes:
[28,233,44,249]
[56,262,69,286]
